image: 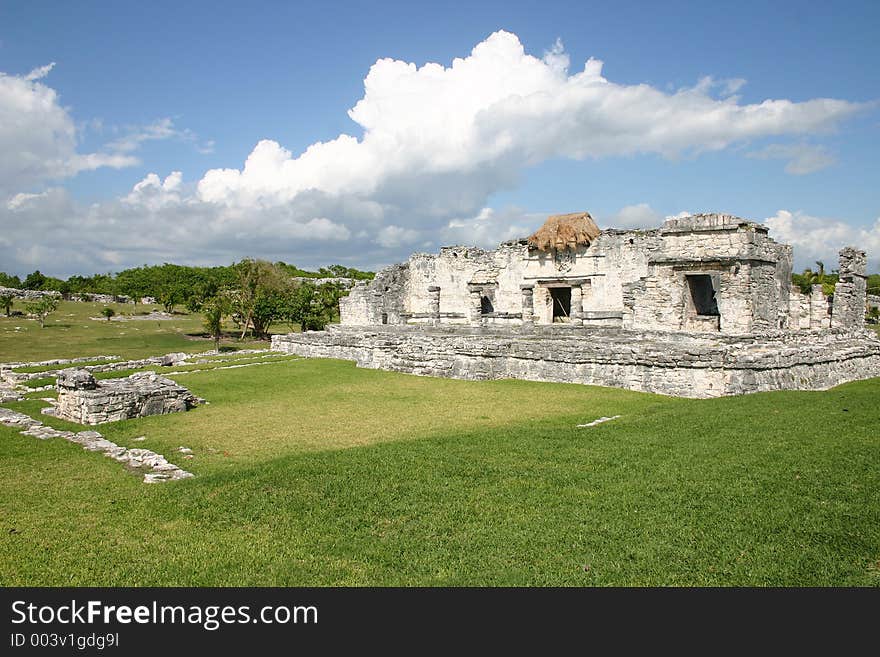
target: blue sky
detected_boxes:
[1,0,878,276]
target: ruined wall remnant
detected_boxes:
[340,262,409,325]
[56,369,202,425]
[831,247,868,330]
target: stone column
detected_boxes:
[467,285,483,327]
[520,285,534,326]
[428,286,441,326]
[570,284,584,326]
[831,247,867,330]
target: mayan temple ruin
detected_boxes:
[273,212,880,398]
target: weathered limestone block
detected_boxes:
[57,369,99,390]
[467,286,483,326]
[160,352,188,367]
[56,370,202,425]
[428,286,441,325]
[521,285,534,325]
[810,285,832,330]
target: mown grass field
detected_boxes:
[0,300,265,361]
[1,334,879,585]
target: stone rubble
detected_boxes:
[0,407,193,483]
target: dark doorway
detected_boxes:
[550,287,571,322]
[381,313,388,324]
[687,275,719,316]
[480,295,494,314]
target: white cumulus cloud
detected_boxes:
[194,30,865,212]
[2,31,874,276]
[0,64,139,193]
[764,210,880,271]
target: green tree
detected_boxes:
[202,294,231,351]
[101,307,116,321]
[24,296,59,328]
[23,270,47,290]
[0,272,22,288]
[0,294,13,317]
[286,281,346,331]
[231,259,293,339]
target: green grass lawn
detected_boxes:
[0,300,266,362]
[2,357,878,586]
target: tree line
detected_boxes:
[0,260,374,341]
[0,262,372,304]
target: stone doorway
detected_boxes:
[550,287,571,322]
[686,274,719,316]
[684,274,721,331]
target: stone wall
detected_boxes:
[56,369,202,425]
[273,325,880,398]
[341,263,409,325]
[68,293,131,303]
[0,286,61,301]
[342,230,661,328]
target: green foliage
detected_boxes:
[22,270,47,290]
[0,261,372,307]
[230,259,295,339]
[792,262,839,295]
[287,281,346,331]
[274,261,374,281]
[0,294,12,317]
[101,307,115,321]
[23,296,59,328]
[317,264,375,280]
[0,272,22,288]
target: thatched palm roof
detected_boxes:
[527,212,601,252]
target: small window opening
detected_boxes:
[381,313,388,324]
[480,296,494,314]
[687,275,719,316]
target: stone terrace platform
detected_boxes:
[272,325,880,398]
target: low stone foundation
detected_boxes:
[272,325,880,398]
[56,369,202,425]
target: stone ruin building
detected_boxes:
[273,212,880,398]
[56,369,202,425]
